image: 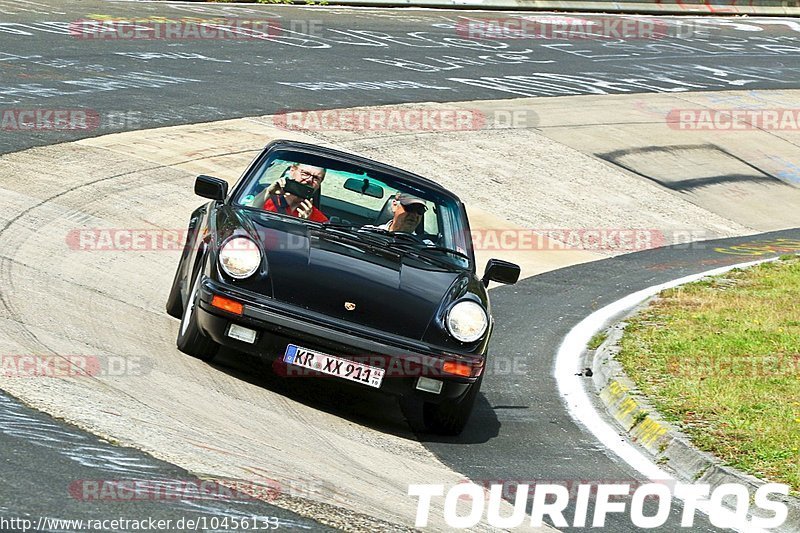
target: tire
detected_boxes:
[165,260,185,319]
[166,224,197,319]
[422,374,483,436]
[176,270,219,362]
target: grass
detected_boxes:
[588,331,608,350]
[617,255,800,493]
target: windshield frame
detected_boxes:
[229,142,476,272]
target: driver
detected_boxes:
[255,163,328,222]
[379,193,427,232]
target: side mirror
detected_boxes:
[482,259,520,287]
[195,175,228,201]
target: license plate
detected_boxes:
[283,344,384,388]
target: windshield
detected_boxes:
[233,149,472,269]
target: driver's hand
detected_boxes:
[296,198,313,219]
[266,177,286,196]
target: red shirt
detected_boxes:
[263,196,328,223]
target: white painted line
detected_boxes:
[555,256,780,532]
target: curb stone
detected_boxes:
[589,297,800,531]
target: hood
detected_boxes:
[224,208,463,340]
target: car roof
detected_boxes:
[262,139,462,203]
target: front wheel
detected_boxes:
[176,270,219,362]
[422,374,483,436]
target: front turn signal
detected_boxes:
[211,295,243,316]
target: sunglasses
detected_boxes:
[403,204,426,215]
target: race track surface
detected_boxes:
[3,0,800,156]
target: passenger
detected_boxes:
[257,163,328,222]
[379,193,427,232]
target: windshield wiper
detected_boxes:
[363,229,471,261]
[319,224,400,251]
[380,240,468,268]
[322,222,358,229]
[356,226,392,236]
[327,225,412,248]
[413,246,471,262]
[358,227,428,245]
[323,225,470,263]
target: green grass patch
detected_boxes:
[588,331,608,350]
[617,256,800,493]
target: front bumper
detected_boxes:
[195,278,482,403]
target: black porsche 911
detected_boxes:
[166,140,520,435]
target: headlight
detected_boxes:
[446,300,488,343]
[219,237,261,279]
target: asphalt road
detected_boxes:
[2,1,799,532]
[0,390,332,532]
[2,0,800,154]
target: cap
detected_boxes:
[396,193,428,211]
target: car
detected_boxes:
[165,140,520,435]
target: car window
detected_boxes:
[233,151,472,269]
